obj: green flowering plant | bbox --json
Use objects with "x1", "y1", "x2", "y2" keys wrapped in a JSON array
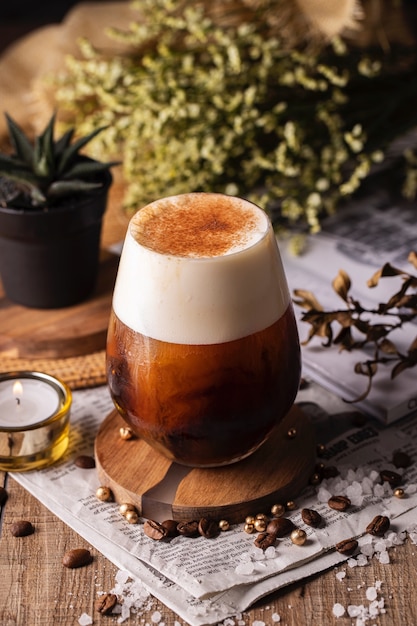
[{"x1": 49, "y1": 0, "x2": 417, "y2": 232}]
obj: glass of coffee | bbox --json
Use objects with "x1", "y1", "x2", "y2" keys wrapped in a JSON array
[{"x1": 106, "y1": 193, "x2": 300, "y2": 467}]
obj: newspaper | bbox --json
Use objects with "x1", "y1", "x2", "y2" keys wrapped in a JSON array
[
  {"x1": 11, "y1": 382, "x2": 417, "y2": 625},
  {"x1": 280, "y1": 195, "x2": 417, "y2": 424}
]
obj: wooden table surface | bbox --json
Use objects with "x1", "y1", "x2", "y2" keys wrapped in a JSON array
[{"x1": 1, "y1": 462, "x2": 417, "y2": 626}]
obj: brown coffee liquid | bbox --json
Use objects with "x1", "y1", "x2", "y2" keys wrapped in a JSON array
[{"x1": 107, "y1": 305, "x2": 301, "y2": 466}]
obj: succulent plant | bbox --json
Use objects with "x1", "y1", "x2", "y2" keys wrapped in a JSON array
[{"x1": 0, "y1": 113, "x2": 118, "y2": 209}]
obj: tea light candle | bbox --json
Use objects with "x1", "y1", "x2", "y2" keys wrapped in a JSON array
[
  {"x1": 0, "y1": 377, "x2": 60, "y2": 428},
  {"x1": 0, "y1": 371, "x2": 72, "y2": 471}
]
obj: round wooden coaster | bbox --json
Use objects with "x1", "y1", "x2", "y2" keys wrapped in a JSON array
[{"x1": 95, "y1": 404, "x2": 316, "y2": 524}]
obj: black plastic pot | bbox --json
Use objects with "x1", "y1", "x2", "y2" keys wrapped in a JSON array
[{"x1": 0, "y1": 171, "x2": 112, "y2": 308}]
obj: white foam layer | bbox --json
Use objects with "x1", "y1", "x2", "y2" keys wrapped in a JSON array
[{"x1": 112, "y1": 194, "x2": 290, "y2": 344}]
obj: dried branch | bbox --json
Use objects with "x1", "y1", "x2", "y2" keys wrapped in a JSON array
[{"x1": 293, "y1": 251, "x2": 417, "y2": 401}]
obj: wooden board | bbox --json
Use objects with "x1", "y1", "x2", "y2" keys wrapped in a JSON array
[
  {"x1": 0, "y1": 251, "x2": 119, "y2": 359},
  {"x1": 95, "y1": 404, "x2": 316, "y2": 523}
]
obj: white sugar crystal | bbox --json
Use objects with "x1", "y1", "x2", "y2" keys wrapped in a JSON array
[
  {"x1": 235, "y1": 561, "x2": 255, "y2": 575},
  {"x1": 317, "y1": 487, "x2": 332, "y2": 502},
  {"x1": 271, "y1": 613, "x2": 281, "y2": 622},
  {"x1": 347, "y1": 481, "x2": 362, "y2": 496},
  {"x1": 375, "y1": 580, "x2": 382, "y2": 589},
  {"x1": 369, "y1": 470, "x2": 379, "y2": 482},
  {"x1": 347, "y1": 604, "x2": 365, "y2": 618},
  {"x1": 360, "y1": 543, "x2": 374, "y2": 557},
  {"x1": 332, "y1": 603, "x2": 345, "y2": 617},
  {"x1": 239, "y1": 551, "x2": 252, "y2": 562},
  {"x1": 115, "y1": 570, "x2": 130, "y2": 584},
  {"x1": 346, "y1": 469, "x2": 357, "y2": 483},
  {"x1": 264, "y1": 546, "x2": 277, "y2": 559},
  {"x1": 350, "y1": 495, "x2": 365, "y2": 507},
  {"x1": 409, "y1": 530, "x2": 417, "y2": 545},
  {"x1": 373, "y1": 484, "x2": 385, "y2": 497},
  {"x1": 369, "y1": 600, "x2": 380, "y2": 616},
  {"x1": 374, "y1": 539, "x2": 388, "y2": 552},
  {"x1": 366, "y1": 586, "x2": 378, "y2": 601},
  {"x1": 356, "y1": 553, "x2": 368, "y2": 567},
  {"x1": 361, "y1": 477, "x2": 373, "y2": 494},
  {"x1": 405, "y1": 483, "x2": 417, "y2": 494},
  {"x1": 336, "y1": 571, "x2": 346, "y2": 581},
  {"x1": 151, "y1": 610, "x2": 162, "y2": 623},
  {"x1": 378, "y1": 550, "x2": 390, "y2": 564},
  {"x1": 355, "y1": 467, "x2": 365, "y2": 481},
  {"x1": 347, "y1": 558, "x2": 358, "y2": 568},
  {"x1": 252, "y1": 621, "x2": 266, "y2": 626},
  {"x1": 78, "y1": 614, "x2": 93, "y2": 626}
]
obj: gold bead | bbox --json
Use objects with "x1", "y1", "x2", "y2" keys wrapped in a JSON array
[
  {"x1": 119, "y1": 427, "x2": 135, "y2": 440},
  {"x1": 219, "y1": 520, "x2": 230, "y2": 531},
  {"x1": 394, "y1": 488, "x2": 405, "y2": 499},
  {"x1": 254, "y1": 518, "x2": 267, "y2": 532},
  {"x1": 291, "y1": 528, "x2": 307, "y2": 546},
  {"x1": 255, "y1": 513, "x2": 269, "y2": 523},
  {"x1": 271, "y1": 503, "x2": 285, "y2": 517},
  {"x1": 125, "y1": 510, "x2": 139, "y2": 524},
  {"x1": 244, "y1": 522, "x2": 255, "y2": 534},
  {"x1": 309, "y1": 473, "x2": 321, "y2": 485},
  {"x1": 316, "y1": 443, "x2": 326, "y2": 456},
  {"x1": 287, "y1": 427, "x2": 297, "y2": 439},
  {"x1": 286, "y1": 500, "x2": 297, "y2": 511},
  {"x1": 96, "y1": 486, "x2": 113, "y2": 502},
  {"x1": 245, "y1": 515, "x2": 255, "y2": 525},
  {"x1": 119, "y1": 503, "x2": 137, "y2": 517}
]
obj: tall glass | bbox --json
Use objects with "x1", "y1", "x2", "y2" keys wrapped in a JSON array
[{"x1": 106, "y1": 193, "x2": 300, "y2": 467}]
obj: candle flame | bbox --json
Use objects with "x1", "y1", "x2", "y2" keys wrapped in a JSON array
[{"x1": 13, "y1": 380, "x2": 23, "y2": 397}]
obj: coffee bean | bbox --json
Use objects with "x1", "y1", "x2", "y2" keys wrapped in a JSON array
[
  {"x1": 74, "y1": 455, "x2": 96, "y2": 469},
  {"x1": 335, "y1": 538, "x2": 358, "y2": 556},
  {"x1": 95, "y1": 593, "x2": 117, "y2": 615},
  {"x1": 143, "y1": 519, "x2": 168, "y2": 540},
  {"x1": 10, "y1": 520, "x2": 34, "y2": 537},
  {"x1": 266, "y1": 517, "x2": 296, "y2": 537},
  {"x1": 328, "y1": 495, "x2": 351, "y2": 512},
  {"x1": 161, "y1": 519, "x2": 179, "y2": 538},
  {"x1": 366, "y1": 515, "x2": 390, "y2": 537},
  {"x1": 0, "y1": 486, "x2": 8, "y2": 506},
  {"x1": 198, "y1": 518, "x2": 220, "y2": 539},
  {"x1": 254, "y1": 532, "x2": 276, "y2": 550},
  {"x1": 322, "y1": 466, "x2": 339, "y2": 479},
  {"x1": 177, "y1": 520, "x2": 200, "y2": 538},
  {"x1": 380, "y1": 469, "x2": 402, "y2": 487},
  {"x1": 301, "y1": 508, "x2": 322, "y2": 528},
  {"x1": 62, "y1": 548, "x2": 93, "y2": 569},
  {"x1": 392, "y1": 450, "x2": 412, "y2": 469}
]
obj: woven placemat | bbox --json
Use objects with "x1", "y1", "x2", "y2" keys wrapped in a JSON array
[{"x1": 1, "y1": 351, "x2": 107, "y2": 390}]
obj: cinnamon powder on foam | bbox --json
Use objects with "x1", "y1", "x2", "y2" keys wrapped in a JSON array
[{"x1": 131, "y1": 197, "x2": 261, "y2": 258}]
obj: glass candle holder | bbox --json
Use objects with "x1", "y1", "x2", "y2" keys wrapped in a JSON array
[{"x1": 0, "y1": 371, "x2": 72, "y2": 471}]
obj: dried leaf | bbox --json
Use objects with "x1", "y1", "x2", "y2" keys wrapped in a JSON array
[
  {"x1": 367, "y1": 263, "x2": 404, "y2": 288},
  {"x1": 293, "y1": 289, "x2": 323, "y2": 311},
  {"x1": 408, "y1": 251, "x2": 417, "y2": 270},
  {"x1": 332, "y1": 269, "x2": 351, "y2": 302},
  {"x1": 379, "y1": 338, "x2": 399, "y2": 355}
]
